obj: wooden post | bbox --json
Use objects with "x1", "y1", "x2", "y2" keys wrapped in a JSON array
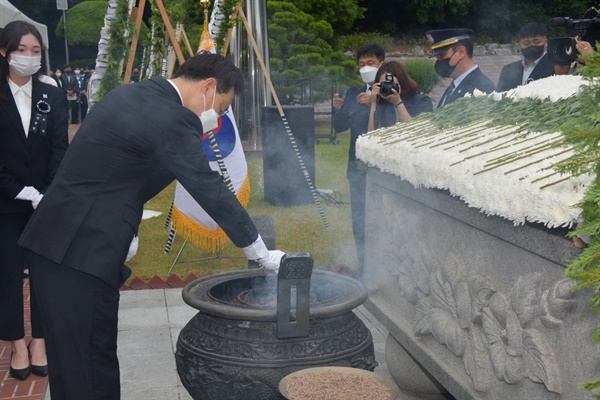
[
  {"x1": 180, "y1": 25, "x2": 194, "y2": 57},
  {"x1": 155, "y1": 0, "x2": 186, "y2": 65},
  {"x1": 123, "y1": 0, "x2": 146, "y2": 84}
]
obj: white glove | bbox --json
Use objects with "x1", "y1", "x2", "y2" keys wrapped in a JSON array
[
  {"x1": 126, "y1": 235, "x2": 139, "y2": 261},
  {"x1": 242, "y1": 234, "x2": 285, "y2": 271},
  {"x1": 15, "y1": 186, "x2": 44, "y2": 209}
]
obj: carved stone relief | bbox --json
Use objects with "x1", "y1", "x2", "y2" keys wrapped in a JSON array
[{"x1": 378, "y1": 193, "x2": 578, "y2": 395}]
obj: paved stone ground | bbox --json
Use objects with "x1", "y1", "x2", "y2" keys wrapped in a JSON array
[{"x1": 40, "y1": 288, "x2": 396, "y2": 400}]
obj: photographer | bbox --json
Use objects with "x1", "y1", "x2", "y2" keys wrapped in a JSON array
[
  {"x1": 368, "y1": 61, "x2": 433, "y2": 132},
  {"x1": 548, "y1": 7, "x2": 600, "y2": 74}
]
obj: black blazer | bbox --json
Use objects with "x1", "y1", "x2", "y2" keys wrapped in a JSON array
[
  {"x1": 496, "y1": 53, "x2": 555, "y2": 92},
  {"x1": 438, "y1": 67, "x2": 496, "y2": 108},
  {"x1": 0, "y1": 79, "x2": 69, "y2": 214},
  {"x1": 19, "y1": 77, "x2": 259, "y2": 288}
]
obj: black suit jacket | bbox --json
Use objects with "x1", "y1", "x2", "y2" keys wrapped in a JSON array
[
  {"x1": 496, "y1": 53, "x2": 555, "y2": 92},
  {"x1": 438, "y1": 67, "x2": 496, "y2": 108},
  {"x1": 0, "y1": 79, "x2": 69, "y2": 214},
  {"x1": 19, "y1": 77, "x2": 258, "y2": 288},
  {"x1": 332, "y1": 85, "x2": 370, "y2": 178}
]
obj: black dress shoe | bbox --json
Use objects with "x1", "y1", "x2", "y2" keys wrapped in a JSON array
[
  {"x1": 28, "y1": 342, "x2": 48, "y2": 377},
  {"x1": 10, "y1": 354, "x2": 30, "y2": 380},
  {"x1": 31, "y1": 364, "x2": 48, "y2": 377}
]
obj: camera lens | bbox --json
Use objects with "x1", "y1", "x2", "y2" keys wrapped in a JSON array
[{"x1": 548, "y1": 37, "x2": 578, "y2": 64}]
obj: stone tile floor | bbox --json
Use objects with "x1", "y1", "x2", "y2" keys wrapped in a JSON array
[{"x1": 0, "y1": 277, "x2": 396, "y2": 400}]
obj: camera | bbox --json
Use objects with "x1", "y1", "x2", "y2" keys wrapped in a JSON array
[
  {"x1": 548, "y1": 7, "x2": 600, "y2": 64},
  {"x1": 379, "y1": 73, "x2": 400, "y2": 96}
]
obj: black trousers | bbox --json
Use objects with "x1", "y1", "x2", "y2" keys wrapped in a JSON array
[
  {"x1": 28, "y1": 252, "x2": 121, "y2": 400},
  {"x1": 348, "y1": 172, "x2": 366, "y2": 278},
  {"x1": 68, "y1": 99, "x2": 80, "y2": 124},
  {"x1": 0, "y1": 211, "x2": 42, "y2": 340}
]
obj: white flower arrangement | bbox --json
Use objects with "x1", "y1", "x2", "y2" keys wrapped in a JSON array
[{"x1": 356, "y1": 75, "x2": 593, "y2": 228}]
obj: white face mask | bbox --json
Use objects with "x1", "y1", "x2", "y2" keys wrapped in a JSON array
[
  {"x1": 199, "y1": 86, "x2": 219, "y2": 133},
  {"x1": 359, "y1": 65, "x2": 378, "y2": 84},
  {"x1": 74, "y1": 69, "x2": 81, "y2": 75},
  {"x1": 9, "y1": 54, "x2": 41, "y2": 77}
]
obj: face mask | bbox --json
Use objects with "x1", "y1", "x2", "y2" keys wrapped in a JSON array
[
  {"x1": 199, "y1": 86, "x2": 219, "y2": 133},
  {"x1": 359, "y1": 65, "x2": 378, "y2": 83},
  {"x1": 434, "y1": 51, "x2": 458, "y2": 78},
  {"x1": 8, "y1": 54, "x2": 41, "y2": 77},
  {"x1": 55, "y1": 72, "x2": 61, "y2": 77},
  {"x1": 74, "y1": 69, "x2": 81, "y2": 75},
  {"x1": 521, "y1": 45, "x2": 545, "y2": 61}
]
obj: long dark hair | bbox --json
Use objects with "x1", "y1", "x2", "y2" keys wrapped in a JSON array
[
  {"x1": 373, "y1": 61, "x2": 419, "y2": 128},
  {"x1": 0, "y1": 21, "x2": 44, "y2": 94},
  {"x1": 374, "y1": 61, "x2": 419, "y2": 99}
]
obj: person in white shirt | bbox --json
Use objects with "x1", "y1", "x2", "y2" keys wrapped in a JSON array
[{"x1": 0, "y1": 20, "x2": 69, "y2": 381}]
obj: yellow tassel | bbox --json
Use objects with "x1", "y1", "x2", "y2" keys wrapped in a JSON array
[{"x1": 172, "y1": 174, "x2": 251, "y2": 253}]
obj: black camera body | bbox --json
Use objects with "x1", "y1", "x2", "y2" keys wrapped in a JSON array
[
  {"x1": 379, "y1": 73, "x2": 400, "y2": 96},
  {"x1": 548, "y1": 7, "x2": 600, "y2": 64}
]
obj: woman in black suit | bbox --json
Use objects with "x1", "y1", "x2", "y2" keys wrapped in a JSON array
[{"x1": 0, "y1": 21, "x2": 68, "y2": 381}]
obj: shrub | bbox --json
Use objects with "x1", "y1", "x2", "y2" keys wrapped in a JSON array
[
  {"x1": 403, "y1": 59, "x2": 440, "y2": 94},
  {"x1": 337, "y1": 32, "x2": 395, "y2": 54}
]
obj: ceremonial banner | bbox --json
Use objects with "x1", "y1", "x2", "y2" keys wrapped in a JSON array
[{"x1": 169, "y1": 0, "x2": 250, "y2": 252}]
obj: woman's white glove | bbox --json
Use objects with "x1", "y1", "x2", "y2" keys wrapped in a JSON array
[
  {"x1": 242, "y1": 234, "x2": 285, "y2": 271},
  {"x1": 126, "y1": 235, "x2": 139, "y2": 261},
  {"x1": 15, "y1": 186, "x2": 43, "y2": 209}
]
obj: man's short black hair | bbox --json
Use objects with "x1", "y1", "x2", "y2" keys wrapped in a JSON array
[
  {"x1": 518, "y1": 22, "x2": 547, "y2": 40},
  {"x1": 356, "y1": 44, "x2": 385, "y2": 63},
  {"x1": 457, "y1": 38, "x2": 474, "y2": 58},
  {"x1": 173, "y1": 52, "x2": 243, "y2": 95}
]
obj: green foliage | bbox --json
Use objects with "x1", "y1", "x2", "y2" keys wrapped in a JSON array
[
  {"x1": 266, "y1": 1, "x2": 359, "y2": 99},
  {"x1": 412, "y1": 0, "x2": 471, "y2": 24},
  {"x1": 337, "y1": 32, "x2": 394, "y2": 54},
  {"x1": 402, "y1": 59, "x2": 440, "y2": 94},
  {"x1": 98, "y1": 0, "x2": 132, "y2": 99},
  {"x1": 542, "y1": 49, "x2": 600, "y2": 396},
  {"x1": 213, "y1": 0, "x2": 238, "y2": 55},
  {"x1": 55, "y1": 1, "x2": 110, "y2": 46},
  {"x1": 284, "y1": 0, "x2": 366, "y2": 33}
]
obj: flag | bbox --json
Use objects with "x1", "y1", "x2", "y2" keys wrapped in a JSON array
[
  {"x1": 167, "y1": 0, "x2": 250, "y2": 253},
  {"x1": 170, "y1": 111, "x2": 251, "y2": 252}
]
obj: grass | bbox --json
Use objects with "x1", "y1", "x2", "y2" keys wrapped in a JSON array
[{"x1": 127, "y1": 118, "x2": 358, "y2": 281}]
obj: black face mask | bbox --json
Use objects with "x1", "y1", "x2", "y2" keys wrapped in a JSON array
[
  {"x1": 434, "y1": 52, "x2": 458, "y2": 78},
  {"x1": 521, "y1": 45, "x2": 545, "y2": 61}
]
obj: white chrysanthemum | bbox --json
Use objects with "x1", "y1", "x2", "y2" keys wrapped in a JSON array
[{"x1": 356, "y1": 75, "x2": 591, "y2": 228}]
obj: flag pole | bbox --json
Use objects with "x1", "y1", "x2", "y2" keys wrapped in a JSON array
[{"x1": 235, "y1": 2, "x2": 329, "y2": 228}]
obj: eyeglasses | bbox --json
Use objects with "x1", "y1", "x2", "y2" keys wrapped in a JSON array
[{"x1": 217, "y1": 92, "x2": 229, "y2": 116}]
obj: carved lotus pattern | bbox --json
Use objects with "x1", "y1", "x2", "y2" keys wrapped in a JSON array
[{"x1": 379, "y1": 209, "x2": 575, "y2": 395}]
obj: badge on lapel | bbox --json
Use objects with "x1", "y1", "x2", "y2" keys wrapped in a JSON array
[{"x1": 33, "y1": 95, "x2": 51, "y2": 137}]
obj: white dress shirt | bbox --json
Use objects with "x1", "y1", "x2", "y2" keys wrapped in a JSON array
[{"x1": 8, "y1": 77, "x2": 33, "y2": 137}]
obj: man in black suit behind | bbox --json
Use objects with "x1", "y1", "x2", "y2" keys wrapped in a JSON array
[
  {"x1": 426, "y1": 28, "x2": 496, "y2": 108},
  {"x1": 19, "y1": 53, "x2": 284, "y2": 399},
  {"x1": 496, "y1": 22, "x2": 555, "y2": 92}
]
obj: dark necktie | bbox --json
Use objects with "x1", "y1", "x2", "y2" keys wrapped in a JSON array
[{"x1": 440, "y1": 82, "x2": 456, "y2": 106}]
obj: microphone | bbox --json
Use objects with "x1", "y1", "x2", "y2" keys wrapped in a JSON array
[{"x1": 549, "y1": 17, "x2": 567, "y2": 27}]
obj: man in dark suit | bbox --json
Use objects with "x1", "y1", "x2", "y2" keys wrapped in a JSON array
[
  {"x1": 496, "y1": 22, "x2": 555, "y2": 92},
  {"x1": 332, "y1": 44, "x2": 385, "y2": 278},
  {"x1": 19, "y1": 53, "x2": 284, "y2": 399},
  {"x1": 426, "y1": 29, "x2": 496, "y2": 107},
  {"x1": 59, "y1": 65, "x2": 80, "y2": 123}
]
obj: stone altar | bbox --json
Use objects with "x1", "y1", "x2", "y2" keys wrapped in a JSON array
[{"x1": 363, "y1": 167, "x2": 600, "y2": 400}]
